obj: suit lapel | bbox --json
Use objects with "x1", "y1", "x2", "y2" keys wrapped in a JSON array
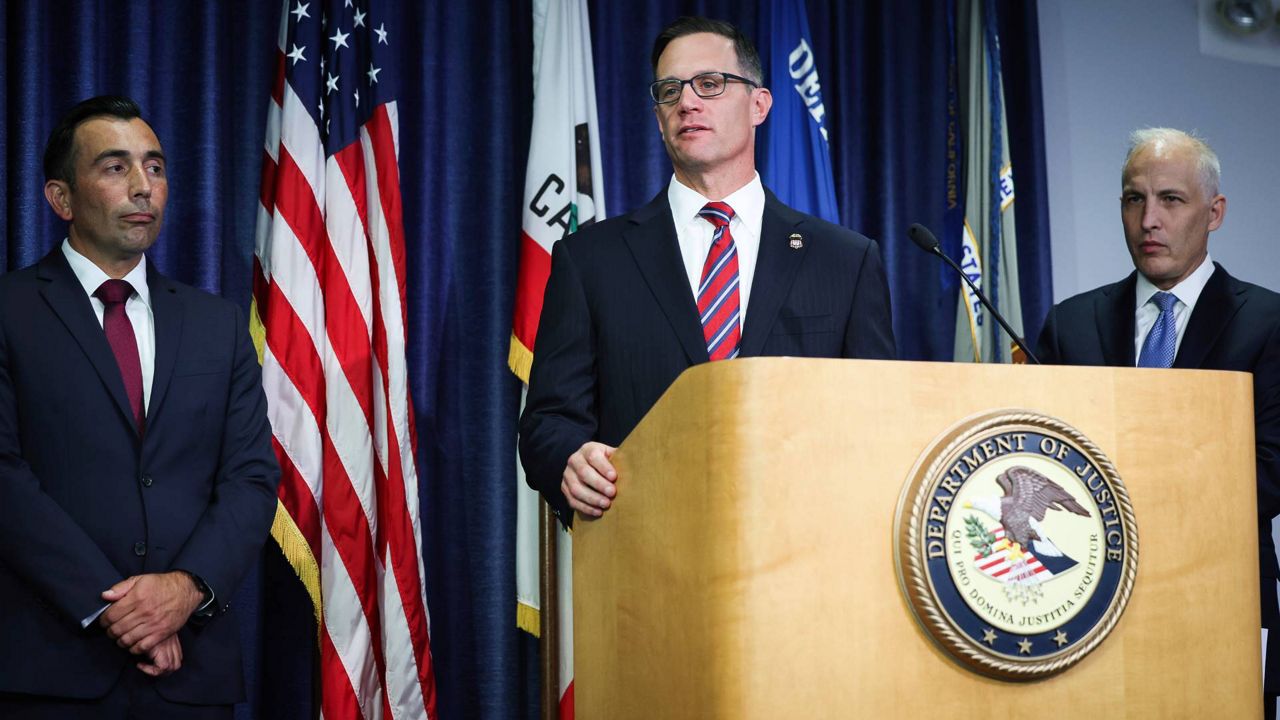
[
  {"x1": 740, "y1": 191, "x2": 807, "y2": 357},
  {"x1": 35, "y1": 249, "x2": 139, "y2": 435},
  {"x1": 1174, "y1": 263, "x2": 1241, "y2": 369},
  {"x1": 623, "y1": 192, "x2": 709, "y2": 364},
  {"x1": 1096, "y1": 273, "x2": 1137, "y2": 366},
  {"x1": 146, "y1": 264, "x2": 183, "y2": 425}
]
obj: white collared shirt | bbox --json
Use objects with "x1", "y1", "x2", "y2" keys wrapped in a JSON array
[
  {"x1": 61, "y1": 239, "x2": 156, "y2": 410},
  {"x1": 1133, "y1": 253, "x2": 1215, "y2": 365},
  {"x1": 667, "y1": 173, "x2": 765, "y2": 325}
]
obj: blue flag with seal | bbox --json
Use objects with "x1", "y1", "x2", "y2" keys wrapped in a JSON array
[{"x1": 759, "y1": 0, "x2": 840, "y2": 224}]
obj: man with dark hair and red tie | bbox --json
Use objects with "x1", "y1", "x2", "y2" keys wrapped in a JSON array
[
  {"x1": 520, "y1": 17, "x2": 896, "y2": 526},
  {"x1": 0, "y1": 95, "x2": 278, "y2": 718},
  {"x1": 1035, "y1": 127, "x2": 1280, "y2": 718}
]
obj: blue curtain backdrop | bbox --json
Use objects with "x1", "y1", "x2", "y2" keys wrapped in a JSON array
[{"x1": 0, "y1": 1, "x2": 1048, "y2": 718}]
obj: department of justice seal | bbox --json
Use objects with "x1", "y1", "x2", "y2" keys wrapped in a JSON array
[{"x1": 894, "y1": 410, "x2": 1138, "y2": 680}]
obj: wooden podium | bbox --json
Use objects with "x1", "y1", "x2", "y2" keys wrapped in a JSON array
[{"x1": 572, "y1": 358, "x2": 1261, "y2": 718}]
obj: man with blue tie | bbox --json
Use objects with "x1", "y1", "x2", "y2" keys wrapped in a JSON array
[
  {"x1": 1035, "y1": 127, "x2": 1280, "y2": 717},
  {"x1": 519, "y1": 17, "x2": 896, "y2": 525},
  {"x1": 0, "y1": 95, "x2": 279, "y2": 718}
]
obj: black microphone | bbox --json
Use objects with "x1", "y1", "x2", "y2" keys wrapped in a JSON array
[{"x1": 907, "y1": 223, "x2": 1040, "y2": 365}]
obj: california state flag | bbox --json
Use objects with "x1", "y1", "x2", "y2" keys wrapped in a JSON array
[{"x1": 511, "y1": 0, "x2": 605, "y2": 717}]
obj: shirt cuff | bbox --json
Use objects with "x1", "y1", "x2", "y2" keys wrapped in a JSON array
[{"x1": 81, "y1": 603, "x2": 109, "y2": 629}]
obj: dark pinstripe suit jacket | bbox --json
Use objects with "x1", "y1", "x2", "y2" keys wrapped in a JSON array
[
  {"x1": 519, "y1": 188, "x2": 897, "y2": 524},
  {"x1": 1036, "y1": 264, "x2": 1280, "y2": 688}
]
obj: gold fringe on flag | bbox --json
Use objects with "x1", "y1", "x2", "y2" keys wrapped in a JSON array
[
  {"x1": 508, "y1": 333, "x2": 534, "y2": 384},
  {"x1": 517, "y1": 601, "x2": 541, "y2": 638},
  {"x1": 249, "y1": 297, "x2": 268, "y2": 366},
  {"x1": 271, "y1": 502, "x2": 323, "y2": 632},
  {"x1": 251, "y1": 297, "x2": 323, "y2": 636}
]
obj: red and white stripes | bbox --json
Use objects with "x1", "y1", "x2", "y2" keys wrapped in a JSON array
[{"x1": 252, "y1": 7, "x2": 436, "y2": 717}]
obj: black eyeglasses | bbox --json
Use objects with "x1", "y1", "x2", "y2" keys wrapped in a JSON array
[{"x1": 649, "y1": 72, "x2": 759, "y2": 105}]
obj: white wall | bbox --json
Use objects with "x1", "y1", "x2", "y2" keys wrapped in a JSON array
[{"x1": 1037, "y1": 0, "x2": 1280, "y2": 301}]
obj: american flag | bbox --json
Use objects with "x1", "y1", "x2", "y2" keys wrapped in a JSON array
[{"x1": 253, "y1": 1, "x2": 436, "y2": 718}]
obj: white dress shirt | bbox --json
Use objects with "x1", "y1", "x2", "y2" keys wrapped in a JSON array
[
  {"x1": 667, "y1": 173, "x2": 765, "y2": 324},
  {"x1": 61, "y1": 239, "x2": 156, "y2": 410},
  {"x1": 1133, "y1": 253, "x2": 1216, "y2": 365},
  {"x1": 63, "y1": 239, "x2": 161, "y2": 627}
]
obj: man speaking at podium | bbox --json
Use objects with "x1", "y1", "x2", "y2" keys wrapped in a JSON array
[
  {"x1": 520, "y1": 16, "x2": 896, "y2": 527},
  {"x1": 1035, "y1": 127, "x2": 1280, "y2": 717}
]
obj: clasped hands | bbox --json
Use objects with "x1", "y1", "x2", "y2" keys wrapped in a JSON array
[{"x1": 97, "y1": 571, "x2": 204, "y2": 677}]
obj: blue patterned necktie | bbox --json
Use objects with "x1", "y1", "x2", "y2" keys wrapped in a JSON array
[{"x1": 1137, "y1": 291, "x2": 1179, "y2": 368}]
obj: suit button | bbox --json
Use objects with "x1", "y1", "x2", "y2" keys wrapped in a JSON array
[
  {"x1": 133, "y1": 542, "x2": 147, "y2": 557},
  {"x1": 141, "y1": 475, "x2": 153, "y2": 488}
]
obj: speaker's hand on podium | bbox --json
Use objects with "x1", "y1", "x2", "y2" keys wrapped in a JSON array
[{"x1": 562, "y1": 441, "x2": 618, "y2": 519}]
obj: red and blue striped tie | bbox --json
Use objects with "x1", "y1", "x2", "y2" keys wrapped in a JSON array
[{"x1": 697, "y1": 202, "x2": 741, "y2": 361}]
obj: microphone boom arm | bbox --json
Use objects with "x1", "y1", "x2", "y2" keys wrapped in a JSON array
[{"x1": 907, "y1": 222, "x2": 1040, "y2": 365}]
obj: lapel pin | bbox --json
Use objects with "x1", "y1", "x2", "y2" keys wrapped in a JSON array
[{"x1": 788, "y1": 233, "x2": 804, "y2": 250}]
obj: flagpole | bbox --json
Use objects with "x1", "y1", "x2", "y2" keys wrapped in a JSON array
[
  {"x1": 516, "y1": 4, "x2": 604, "y2": 716},
  {"x1": 540, "y1": 503, "x2": 560, "y2": 720}
]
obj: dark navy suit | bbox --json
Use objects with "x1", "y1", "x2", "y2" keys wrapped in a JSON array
[
  {"x1": 0, "y1": 248, "x2": 279, "y2": 704},
  {"x1": 1036, "y1": 263, "x2": 1280, "y2": 692},
  {"x1": 519, "y1": 189, "x2": 896, "y2": 523}
]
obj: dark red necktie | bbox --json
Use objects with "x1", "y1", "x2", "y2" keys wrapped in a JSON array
[{"x1": 94, "y1": 279, "x2": 145, "y2": 431}]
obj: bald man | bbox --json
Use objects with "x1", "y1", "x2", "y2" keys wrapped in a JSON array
[{"x1": 1036, "y1": 127, "x2": 1280, "y2": 716}]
